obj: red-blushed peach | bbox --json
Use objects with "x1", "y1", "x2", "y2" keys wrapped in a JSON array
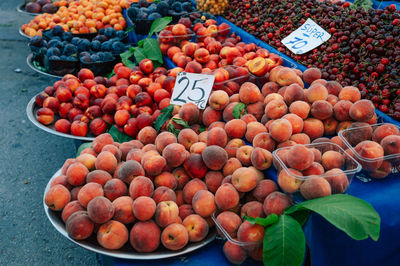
[
  {"x1": 263, "y1": 191, "x2": 292, "y2": 216},
  {"x1": 198, "y1": 131, "x2": 208, "y2": 143},
  {"x1": 66, "y1": 162, "x2": 89, "y2": 186},
  {"x1": 45, "y1": 184, "x2": 71, "y2": 211},
  {"x1": 231, "y1": 167, "x2": 258, "y2": 192},
  {"x1": 86, "y1": 170, "x2": 112, "y2": 187},
  {"x1": 325, "y1": 168, "x2": 349, "y2": 193},
  {"x1": 154, "y1": 172, "x2": 178, "y2": 190},
  {"x1": 325, "y1": 81, "x2": 342, "y2": 96},
  {"x1": 277, "y1": 168, "x2": 303, "y2": 193},
  {"x1": 306, "y1": 83, "x2": 328, "y2": 103},
  {"x1": 97, "y1": 220, "x2": 129, "y2": 250},
  {"x1": 336, "y1": 121, "x2": 353, "y2": 135},
  {"x1": 216, "y1": 211, "x2": 242, "y2": 238},
  {"x1": 104, "y1": 179, "x2": 128, "y2": 201},
  {"x1": 118, "y1": 160, "x2": 145, "y2": 184},
  {"x1": 222, "y1": 102, "x2": 238, "y2": 122},
  {"x1": 66, "y1": 211, "x2": 94, "y2": 240},
  {"x1": 286, "y1": 144, "x2": 315, "y2": 171},
  {"x1": 130, "y1": 220, "x2": 160, "y2": 252},
  {"x1": 381, "y1": 135, "x2": 400, "y2": 155},
  {"x1": 202, "y1": 107, "x2": 222, "y2": 127},
  {"x1": 308, "y1": 148, "x2": 322, "y2": 164},
  {"x1": 155, "y1": 132, "x2": 177, "y2": 153},
  {"x1": 202, "y1": 145, "x2": 228, "y2": 171},
  {"x1": 142, "y1": 144, "x2": 157, "y2": 153},
  {"x1": 265, "y1": 99, "x2": 288, "y2": 120},
  {"x1": 321, "y1": 151, "x2": 345, "y2": 170},
  {"x1": 126, "y1": 148, "x2": 144, "y2": 164},
  {"x1": 112, "y1": 196, "x2": 135, "y2": 224},
  {"x1": 206, "y1": 127, "x2": 228, "y2": 147},
  {"x1": 222, "y1": 158, "x2": 242, "y2": 177},
  {"x1": 261, "y1": 81, "x2": 279, "y2": 96},
  {"x1": 50, "y1": 175, "x2": 72, "y2": 190},
  {"x1": 289, "y1": 100, "x2": 310, "y2": 120},
  {"x1": 369, "y1": 160, "x2": 392, "y2": 179},
  {"x1": 119, "y1": 142, "x2": 140, "y2": 161},
  {"x1": 252, "y1": 179, "x2": 278, "y2": 202},
  {"x1": 282, "y1": 113, "x2": 304, "y2": 134},
  {"x1": 239, "y1": 82, "x2": 261, "y2": 104},
  {"x1": 355, "y1": 140, "x2": 384, "y2": 171},
  {"x1": 62, "y1": 200, "x2": 85, "y2": 223},
  {"x1": 76, "y1": 153, "x2": 96, "y2": 171},
  {"x1": 303, "y1": 118, "x2": 324, "y2": 140},
  {"x1": 92, "y1": 133, "x2": 114, "y2": 154},
  {"x1": 101, "y1": 144, "x2": 122, "y2": 162},
  {"x1": 182, "y1": 179, "x2": 207, "y2": 204},
  {"x1": 189, "y1": 142, "x2": 207, "y2": 154},
  {"x1": 201, "y1": 171, "x2": 222, "y2": 195},
  {"x1": 225, "y1": 119, "x2": 247, "y2": 139},
  {"x1": 276, "y1": 68, "x2": 298, "y2": 86},
  {"x1": 95, "y1": 151, "x2": 117, "y2": 175},
  {"x1": 142, "y1": 154, "x2": 167, "y2": 177},
  {"x1": 372, "y1": 124, "x2": 400, "y2": 143},
  {"x1": 236, "y1": 145, "x2": 254, "y2": 166},
  {"x1": 174, "y1": 190, "x2": 184, "y2": 206},
  {"x1": 290, "y1": 133, "x2": 311, "y2": 145},
  {"x1": 192, "y1": 190, "x2": 216, "y2": 218},
  {"x1": 276, "y1": 140, "x2": 296, "y2": 148},
  {"x1": 326, "y1": 95, "x2": 339, "y2": 107},
  {"x1": 182, "y1": 214, "x2": 209, "y2": 242},
  {"x1": 250, "y1": 147, "x2": 273, "y2": 170},
  {"x1": 268, "y1": 118, "x2": 293, "y2": 143},
  {"x1": 77, "y1": 182, "x2": 104, "y2": 208},
  {"x1": 311, "y1": 100, "x2": 333, "y2": 120},
  {"x1": 179, "y1": 103, "x2": 200, "y2": 125},
  {"x1": 179, "y1": 204, "x2": 195, "y2": 220},
  {"x1": 252, "y1": 132, "x2": 276, "y2": 152},
  {"x1": 183, "y1": 153, "x2": 208, "y2": 179},
  {"x1": 237, "y1": 221, "x2": 265, "y2": 250},
  {"x1": 87, "y1": 196, "x2": 114, "y2": 224},
  {"x1": 155, "y1": 201, "x2": 179, "y2": 228},
  {"x1": 161, "y1": 143, "x2": 186, "y2": 168},
  {"x1": 133, "y1": 196, "x2": 156, "y2": 221},
  {"x1": 215, "y1": 183, "x2": 240, "y2": 210},
  {"x1": 153, "y1": 186, "x2": 177, "y2": 204},
  {"x1": 284, "y1": 83, "x2": 305, "y2": 104},
  {"x1": 161, "y1": 223, "x2": 189, "y2": 250},
  {"x1": 137, "y1": 126, "x2": 157, "y2": 145},
  {"x1": 349, "y1": 100, "x2": 375, "y2": 122},
  {"x1": 303, "y1": 162, "x2": 325, "y2": 176},
  {"x1": 338, "y1": 86, "x2": 361, "y2": 103},
  {"x1": 241, "y1": 201, "x2": 265, "y2": 218},
  {"x1": 208, "y1": 90, "x2": 229, "y2": 110},
  {"x1": 247, "y1": 101, "x2": 264, "y2": 121},
  {"x1": 223, "y1": 240, "x2": 248, "y2": 265},
  {"x1": 331, "y1": 136, "x2": 346, "y2": 149},
  {"x1": 225, "y1": 138, "x2": 245, "y2": 158},
  {"x1": 264, "y1": 93, "x2": 283, "y2": 106},
  {"x1": 333, "y1": 100, "x2": 352, "y2": 121},
  {"x1": 178, "y1": 128, "x2": 198, "y2": 150},
  {"x1": 303, "y1": 68, "x2": 322, "y2": 84},
  {"x1": 129, "y1": 176, "x2": 154, "y2": 200},
  {"x1": 300, "y1": 176, "x2": 332, "y2": 200},
  {"x1": 172, "y1": 168, "x2": 190, "y2": 190},
  {"x1": 323, "y1": 117, "x2": 339, "y2": 136},
  {"x1": 245, "y1": 122, "x2": 267, "y2": 143}
]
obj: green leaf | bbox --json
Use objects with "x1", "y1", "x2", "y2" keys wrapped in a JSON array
[
  {"x1": 154, "y1": 104, "x2": 174, "y2": 132},
  {"x1": 199, "y1": 125, "x2": 206, "y2": 133},
  {"x1": 107, "y1": 125, "x2": 133, "y2": 143},
  {"x1": 148, "y1": 16, "x2": 172, "y2": 37},
  {"x1": 125, "y1": 26, "x2": 135, "y2": 33},
  {"x1": 285, "y1": 194, "x2": 380, "y2": 241},
  {"x1": 138, "y1": 39, "x2": 144, "y2": 48},
  {"x1": 76, "y1": 142, "x2": 92, "y2": 157},
  {"x1": 245, "y1": 214, "x2": 279, "y2": 227},
  {"x1": 134, "y1": 47, "x2": 147, "y2": 64},
  {"x1": 232, "y1": 102, "x2": 247, "y2": 119},
  {"x1": 120, "y1": 47, "x2": 136, "y2": 68},
  {"x1": 167, "y1": 123, "x2": 180, "y2": 137},
  {"x1": 288, "y1": 210, "x2": 310, "y2": 227},
  {"x1": 106, "y1": 69, "x2": 115, "y2": 79},
  {"x1": 264, "y1": 214, "x2": 306, "y2": 266},
  {"x1": 143, "y1": 38, "x2": 163, "y2": 64},
  {"x1": 171, "y1": 117, "x2": 190, "y2": 128}
]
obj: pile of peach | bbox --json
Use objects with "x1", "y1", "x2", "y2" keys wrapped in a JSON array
[
  {"x1": 22, "y1": 0, "x2": 126, "y2": 37},
  {"x1": 340, "y1": 123, "x2": 400, "y2": 178},
  {"x1": 35, "y1": 59, "x2": 181, "y2": 137},
  {"x1": 44, "y1": 126, "x2": 288, "y2": 262}
]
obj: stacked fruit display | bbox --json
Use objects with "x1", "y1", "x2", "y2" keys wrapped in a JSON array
[
  {"x1": 34, "y1": 58, "x2": 180, "y2": 137},
  {"x1": 195, "y1": 0, "x2": 229, "y2": 15},
  {"x1": 225, "y1": 0, "x2": 400, "y2": 119},
  {"x1": 24, "y1": 0, "x2": 59, "y2": 14},
  {"x1": 21, "y1": 0, "x2": 126, "y2": 37}
]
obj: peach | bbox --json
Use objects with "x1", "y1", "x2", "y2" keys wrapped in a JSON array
[
  {"x1": 303, "y1": 118, "x2": 324, "y2": 140},
  {"x1": 202, "y1": 145, "x2": 228, "y2": 170},
  {"x1": 155, "y1": 132, "x2": 177, "y2": 153},
  {"x1": 225, "y1": 119, "x2": 247, "y2": 139},
  {"x1": 183, "y1": 214, "x2": 209, "y2": 242},
  {"x1": 252, "y1": 179, "x2": 278, "y2": 202},
  {"x1": 208, "y1": 90, "x2": 229, "y2": 110},
  {"x1": 321, "y1": 150, "x2": 344, "y2": 170},
  {"x1": 290, "y1": 133, "x2": 311, "y2": 145},
  {"x1": 153, "y1": 186, "x2": 177, "y2": 204},
  {"x1": 62, "y1": 200, "x2": 85, "y2": 223},
  {"x1": 202, "y1": 107, "x2": 222, "y2": 127},
  {"x1": 155, "y1": 172, "x2": 178, "y2": 190},
  {"x1": 241, "y1": 201, "x2": 265, "y2": 218},
  {"x1": 284, "y1": 83, "x2": 305, "y2": 104},
  {"x1": 303, "y1": 68, "x2": 322, "y2": 84},
  {"x1": 45, "y1": 184, "x2": 71, "y2": 211},
  {"x1": 245, "y1": 122, "x2": 267, "y2": 143},
  {"x1": 277, "y1": 168, "x2": 303, "y2": 193},
  {"x1": 142, "y1": 144, "x2": 157, "y2": 153},
  {"x1": 322, "y1": 117, "x2": 339, "y2": 136},
  {"x1": 262, "y1": 81, "x2": 279, "y2": 96},
  {"x1": 282, "y1": 114, "x2": 304, "y2": 134},
  {"x1": 333, "y1": 100, "x2": 353, "y2": 121},
  {"x1": 225, "y1": 138, "x2": 245, "y2": 158},
  {"x1": 223, "y1": 241, "x2": 248, "y2": 265},
  {"x1": 265, "y1": 99, "x2": 288, "y2": 119},
  {"x1": 336, "y1": 121, "x2": 353, "y2": 134},
  {"x1": 127, "y1": 176, "x2": 154, "y2": 200},
  {"x1": 136, "y1": 126, "x2": 157, "y2": 145},
  {"x1": 215, "y1": 183, "x2": 240, "y2": 210},
  {"x1": 372, "y1": 124, "x2": 400, "y2": 143},
  {"x1": 222, "y1": 158, "x2": 242, "y2": 177},
  {"x1": 66, "y1": 211, "x2": 94, "y2": 240},
  {"x1": 306, "y1": 83, "x2": 328, "y2": 103},
  {"x1": 286, "y1": 144, "x2": 314, "y2": 170},
  {"x1": 101, "y1": 144, "x2": 122, "y2": 162},
  {"x1": 247, "y1": 102, "x2": 264, "y2": 121},
  {"x1": 264, "y1": 93, "x2": 284, "y2": 105},
  {"x1": 327, "y1": 95, "x2": 339, "y2": 107},
  {"x1": 179, "y1": 204, "x2": 195, "y2": 221},
  {"x1": 216, "y1": 211, "x2": 242, "y2": 238},
  {"x1": 66, "y1": 162, "x2": 89, "y2": 186},
  {"x1": 206, "y1": 127, "x2": 228, "y2": 148},
  {"x1": 289, "y1": 101, "x2": 310, "y2": 120},
  {"x1": 300, "y1": 176, "x2": 332, "y2": 200},
  {"x1": 338, "y1": 86, "x2": 361, "y2": 103},
  {"x1": 183, "y1": 153, "x2": 208, "y2": 179},
  {"x1": 236, "y1": 145, "x2": 254, "y2": 166},
  {"x1": 117, "y1": 160, "x2": 145, "y2": 184},
  {"x1": 237, "y1": 221, "x2": 265, "y2": 249},
  {"x1": 172, "y1": 168, "x2": 190, "y2": 189},
  {"x1": 178, "y1": 128, "x2": 198, "y2": 150},
  {"x1": 369, "y1": 160, "x2": 392, "y2": 179},
  {"x1": 142, "y1": 154, "x2": 167, "y2": 177},
  {"x1": 179, "y1": 103, "x2": 200, "y2": 125},
  {"x1": 276, "y1": 68, "x2": 298, "y2": 86},
  {"x1": 50, "y1": 175, "x2": 71, "y2": 190},
  {"x1": 97, "y1": 220, "x2": 129, "y2": 250},
  {"x1": 204, "y1": 171, "x2": 224, "y2": 193},
  {"x1": 77, "y1": 182, "x2": 104, "y2": 208},
  {"x1": 252, "y1": 133, "x2": 276, "y2": 152},
  {"x1": 325, "y1": 81, "x2": 342, "y2": 96},
  {"x1": 182, "y1": 179, "x2": 207, "y2": 204},
  {"x1": 185, "y1": 60, "x2": 202, "y2": 73},
  {"x1": 126, "y1": 149, "x2": 144, "y2": 164},
  {"x1": 112, "y1": 196, "x2": 135, "y2": 224},
  {"x1": 241, "y1": 114, "x2": 258, "y2": 124},
  {"x1": 161, "y1": 223, "x2": 189, "y2": 250},
  {"x1": 87, "y1": 196, "x2": 114, "y2": 224},
  {"x1": 222, "y1": 102, "x2": 238, "y2": 122},
  {"x1": 239, "y1": 82, "x2": 261, "y2": 104},
  {"x1": 308, "y1": 148, "x2": 322, "y2": 164},
  {"x1": 208, "y1": 121, "x2": 226, "y2": 130},
  {"x1": 268, "y1": 118, "x2": 293, "y2": 143},
  {"x1": 161, "y1": 143, "x2": 186, "y2": 168},
  {"x1": 85, "y1": 170, "x2": 112, "y2": 187},
  {"x1": 349, "y1": 100, "x2": 375, "y2": 122},
  {"x1": 311, "y1": 100, "x2": 333, "y2": 120},
  {"x1": 119, "y1": 142, "x2": 140, "y2": 161},
  {"x1": 251, "y1": 147, "x2": 273, "y2": 170},
  {"x1": 381, "y1": 135, "x2": 400, "y2": 155},
  {"x1": 231, "y1": 167, "x2": 258, "y2": 192},
  {"x1": 325, "y1": 168, "x2": 349, "y2": 193},
  {"x1": 76, "y1": 153, "x2": 96, "y2": 171},
  {"x1": 92, "y1": 133, "x2": 114, "y2": 154},
  {"x1": 263, "y1": 191, "x2": 292, "y2": 216},
  {"x1": 355, "y1": 140, "x2": 384, "y2": 171},
  {"x1": 303, "y1": 162, "x2": 325, "y2": 176},
  {"x1": 130, "y1": 220, "x2": 160, "y2": 253},
  {"x1": 192, "y1": 190, "x2": 216, "y2": 217},
  {"x1": 331, "y1": 136, "x2": 347, "y2": 149},
  {"x1": 155, "y1": 201, "x2": 179, "y2": 228},
  {"x1": 248, "y1": 57, "x2": 269, "y2": 76},
  {"x1": 132, "y1": 196, "x2": 156, "y2": 221},
  {"x1": 103, "y1": 179, "x2": 128, "y2": 202},
  {"x1": 194, "y1": 48, "x2": 210, "y2": 64},
  {"x1": 95, "y1": 151, "x2": 117, "y2": 175}
]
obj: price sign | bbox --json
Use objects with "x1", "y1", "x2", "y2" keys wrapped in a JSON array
[
  {"x1": 170, "y1": 72, "x2": 215, "y2": 109},
  {"x1": 282, "y1": 18, "x2": 331, "y2": 54}
]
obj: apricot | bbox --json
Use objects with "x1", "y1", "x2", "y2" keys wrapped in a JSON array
[
  {"x1": 66, "y1": 211, "x2": 94, "y2": 240},
  {"x1": 87, "y1": 196, "x2": 114, "y2": 224},
  {"x1": 130, "y1": 220, "x2": 160, "y2": 253},
  {"x1": 300, "y1": 176, "x2": 332, "y2": 200}
]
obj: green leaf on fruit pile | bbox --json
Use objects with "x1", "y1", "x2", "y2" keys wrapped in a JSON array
[
  {"x1": 134, "y1": 47, "x2": 147, "y2": 65},
  {"x1": 167, "y1": 123, "x2": 180, "y2": 137},
  {"x1": 284, "y1": 194, "x2": 380, "y2": 241},
  {"x1": 138, "y1": 39, "x2": 145, "y2": 48},
  {"x1": 76, "y1": 142, "x2": 92, "y2": 157},
  {"x1": 154, "y1": 104, "x2": 174, "y2": 132},
  {"x1": 108, "y1": 125, "x2": 133, "y2": 143},
  {"x1": 232, "y1": 103, "x2": 247, "y2": 119},
  {"x1": 148, "y1": 16, "x2": 172, "y2": 37},
  {"x1": 143, "y1": 38, "x2": 163, "y2": 64},
  {"x1": 106, "y1": 69, "x2": 115, "y2": 79},
  {"x1": 199, "y1": 125, "x2": 206, "y2": 133},
  {"x1": 125, "y1": 26, "x2": 135, "y2": 33},
  {"x1": 171, "y1": 118, "x2": 190, "y2": 128},
  {"x1": 264, "y1": 214, "x2": 305, "y2": 266},
  {"x1": 245, "y1": 214, "x2": 279, "y2": 227},
  {"x1": 120, "y1": 47, "x2": 136, "y2": 69}
]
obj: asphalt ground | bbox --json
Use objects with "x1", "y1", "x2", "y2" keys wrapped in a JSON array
[{"x1": 0, "y1": 1, "x2": 98, "y2": 265}]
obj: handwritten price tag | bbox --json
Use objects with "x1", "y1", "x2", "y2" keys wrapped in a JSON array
[
  {"x1": 282, "y1": 18, "x2": 331, "y2": 55},
  {"x1": 170, "y1": 72, "x2": 215, "y2": 109}
]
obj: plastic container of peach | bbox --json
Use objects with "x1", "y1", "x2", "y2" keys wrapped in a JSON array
[
  {"x1": 272, "y1": 142, "x2": 362, "y2": 202},
  {"x1": 157, "y1": 26, "x2": 196, "y2": 47},
  {"x1": 338, "y1": 123, "x2": 400, "y2": 179},
  {"x1": 211, "y1": 211, "x2": 262, "y2": 251}
]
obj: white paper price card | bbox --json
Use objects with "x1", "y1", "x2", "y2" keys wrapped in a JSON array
[
  {"x1": 170, "y1": 72, "x2": 215, "y2": 109},
  {"x1": 282, "y1": 18, "x2": 331, "y2": 55}
]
